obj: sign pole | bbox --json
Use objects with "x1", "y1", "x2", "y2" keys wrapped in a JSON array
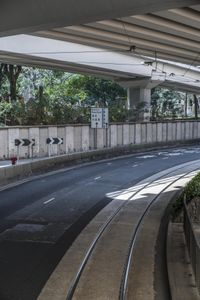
[
  {"x1": 48, "y1": 144, "x2": 51, "y2": 157},
  {"x1": 17, "y1": 146, "x2": 20, "y2": 162},
  {"x1": 95, "y1": 122, "x2": 98, "y2": 149},
  {"x1": 105, "y1": 123, "x2": 108, "y2": 148},
  {"x1": 31, "y1": 145, "x2": 34, "y2": 160},
  {"x1": 58, "y1": 144, "x2": 61, "y2": 155}
]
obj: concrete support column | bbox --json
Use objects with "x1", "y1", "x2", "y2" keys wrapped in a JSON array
[{"x1": 127, "y1": 87, "x2": 151, "y2": 121}]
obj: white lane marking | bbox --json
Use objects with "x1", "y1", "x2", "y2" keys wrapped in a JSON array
[
  {"x1": 94, "y1": 176, "x2": 101, "y2": 180},
  {"x1": 158, "y1": 152, "x2": 169, "y2": 155},
  {"x1": 136, "y1": 155, "x2": 156, "y2": 159},
  {"x1": 166, "y1": 153, "x2": 183, "y2": 156},
  {"x1": 132, "y1": 164, "x2": 138, "y2": 168},
  {"x1": 44, "y1": 197, "x2": 55, "y2": 205}
]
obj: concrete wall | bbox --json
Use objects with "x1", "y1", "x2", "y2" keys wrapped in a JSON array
[{"x1": 0, "y1": 121, "x2": 200, "y2": 159}]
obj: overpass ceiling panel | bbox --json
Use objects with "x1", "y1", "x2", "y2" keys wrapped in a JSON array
[
  {"x1": 35, "y1": 4, "x2": 200, "y2": 67},
  {"x1": 36, "y1": 30, "x2": 129, "y2": 53},
  {"x1": 87, "y1": 20, "x2": 200, "y2": 52},
  {"x1": 0, "y1": 3, "x2": 199, "y2": 72},
  {"x1": 120, "y1": 15, "x2": 200, "y2": 42},
  {"x1": 191, "y1": 5, "x2": 200, "y2": 12},
  {"x1": 37, "y1": 30, "x2": 199, "y2": 66},
  {"x1": 0, "y1": 0, "x2": 199, "y2": 36},
  {"x1": 154, "y1": 8, "x2": 200, "y2": 29},
  {"x1": 48, "y1": 24, "x2": 200, "y2": 65}
]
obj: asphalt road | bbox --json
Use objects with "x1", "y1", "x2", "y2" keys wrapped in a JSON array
[{"x1": 0, "y1": 146, "x2": 200, "y2": 300}]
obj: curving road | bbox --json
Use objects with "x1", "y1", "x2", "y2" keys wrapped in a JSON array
[{"x1": 0, "y1": 145, "x2": 200, "y2": 300}]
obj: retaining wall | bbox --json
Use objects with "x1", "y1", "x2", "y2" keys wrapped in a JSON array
[{"x1": 0, "y1": 120, "x2": 200, "y2": 159}]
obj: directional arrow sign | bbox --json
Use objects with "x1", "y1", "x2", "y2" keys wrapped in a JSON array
[
  {"x1": 15, "y1": 139, "x2": 35, "y2": 146},
  {"x1": 46, "y1": 137, "x2": 63, "y2": 145}
]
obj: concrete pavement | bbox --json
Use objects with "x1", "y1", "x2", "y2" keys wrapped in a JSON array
[{"x1": 0, "y1": 159, "x2": 34, "y2": 168}]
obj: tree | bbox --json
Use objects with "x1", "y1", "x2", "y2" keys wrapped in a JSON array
[
  {"x1": 65, "y1": 75, "x2": 126, "y2": 106},
  {"x1": 151, "y1": 87, "x2": 186, "y2": 120},
  {"x1": 0, "y1": 65, "x2": 151, "y2": 125},
  {"x1": 0, "y1": 64, "x2": 5, "y2": 89},
  {"x1": 193, "y1": 94, "x2": 199, "y2": 119},
  {"x1": 2, "y1": 64, "x2": 22, "y2": 101}
]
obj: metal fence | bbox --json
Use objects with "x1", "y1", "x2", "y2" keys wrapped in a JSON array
[{"x1": 183, "y1": 197, "x2": 200, "y2": 293}]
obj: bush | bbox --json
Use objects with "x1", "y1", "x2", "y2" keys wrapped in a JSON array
[{"x1": 171, "y1": 172, "x2": 200, "y2": 220}]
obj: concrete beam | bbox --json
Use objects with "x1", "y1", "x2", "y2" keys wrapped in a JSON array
[
  {"x1": 0, "y1": 0, "x2": 198, "y2": 36},
  {"x1": 0, "y1": 34, "x2": 152, "y2": 77},
  {"x1": 0, "y1": 34, "x2": 199, "y2": 94},
  {"x1": 120, "y1": 77, "x2": 164, "y2": 121},
  {"x1": 118, "y1": 77, "x2": 165, "y2": 89}
]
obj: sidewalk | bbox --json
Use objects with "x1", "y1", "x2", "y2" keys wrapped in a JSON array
[
  {"x1": 167, "y1": 222, "x2": 199, "y2": 300},
  {"x1": 0, "y1": 158, "x2": 38, "y2": 168}
]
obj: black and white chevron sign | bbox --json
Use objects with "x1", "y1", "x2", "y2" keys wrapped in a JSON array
[
  {"x1": 15, "y1": 139, "x2": 35, "y2": 147},
  {"x1": 46, "y1": 137, "x2": 63, "y2": 145}
]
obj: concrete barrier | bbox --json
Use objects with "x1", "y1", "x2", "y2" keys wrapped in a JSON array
[{"x1": 1, "y1": 120, "x2": 199, "y2": 160}]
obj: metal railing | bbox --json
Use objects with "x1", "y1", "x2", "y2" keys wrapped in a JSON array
[{"x1": 183, "y1": 197, "x2": 200, "y2": 293}]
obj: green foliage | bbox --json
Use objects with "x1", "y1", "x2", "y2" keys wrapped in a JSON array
[
  {"x1": 0, "y1": 64, "x2": 196, "y2": 126},
  {"x1": 0, "y1": 66, "x2": 129, "y2": 125},
  {"x1": 63, "y1": 74, "x2": 126, "y2": 105},
  {"x1": 171, "y1": 173, "x2": 200, "y2": 219},
  {"x1": 0, "y1": 101, "x2": 13, "y2": 125},
  {"x1": 0, "y1": 64, "x2": 22, "y2": 102},
  {"x1": 0, "y1": 98, "x2": 29, "y2": 126},
  {"x1": 151, "y1": 87, "x2": 186, "y2": 120}
]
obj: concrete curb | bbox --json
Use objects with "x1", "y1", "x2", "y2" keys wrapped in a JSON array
[{"x1": 167, "y1": 222, "x2": 200, "y2": 300}]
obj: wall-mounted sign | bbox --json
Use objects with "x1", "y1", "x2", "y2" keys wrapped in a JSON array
[
  {"x1": 46, "y1": 137, "x2": 63, "y2": 145},
  {"x1": 15, "y1": 139, "x2": 35, "y2": 147},
  {"x1": 91, "y1": 108, "x2": 109, "y2": 129}
]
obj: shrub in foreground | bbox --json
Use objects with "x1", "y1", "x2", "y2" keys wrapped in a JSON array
[{"x1": 171, "y1": 172, "x2": 200, "y2": 220}]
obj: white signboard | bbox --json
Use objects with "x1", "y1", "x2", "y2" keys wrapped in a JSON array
[
  {"x1": 91, "y1": 108, "x2": 103, "y2": 128},
  {"x1": 91, "y1": 108, "x2": 109, "y2": 128}
]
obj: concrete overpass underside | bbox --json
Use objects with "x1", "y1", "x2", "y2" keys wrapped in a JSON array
[
  {"x1": 0, "y1": 1, "x2": 198, "y2": 36},
  {"x1": 0, "y1": 34, "x2": 199, "y2": 93},
  {"x1": 0, "y1": 1, "x2": 200, "y2": 121},
  {"x1": 35, "y1": 4, "x2": 200, "y2": 66},
  {"x1": 0, "y1": 1, "x2": 199, "y2": 66}
]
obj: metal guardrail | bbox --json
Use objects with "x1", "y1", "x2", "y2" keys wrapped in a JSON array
[{"x1": 183, "y1": 196, "x2": 200, "y2": 293}]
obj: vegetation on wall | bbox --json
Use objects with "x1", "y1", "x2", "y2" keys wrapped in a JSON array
[{"x1": 171, "y1": 173, "x2": 200, "y2": 220}]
